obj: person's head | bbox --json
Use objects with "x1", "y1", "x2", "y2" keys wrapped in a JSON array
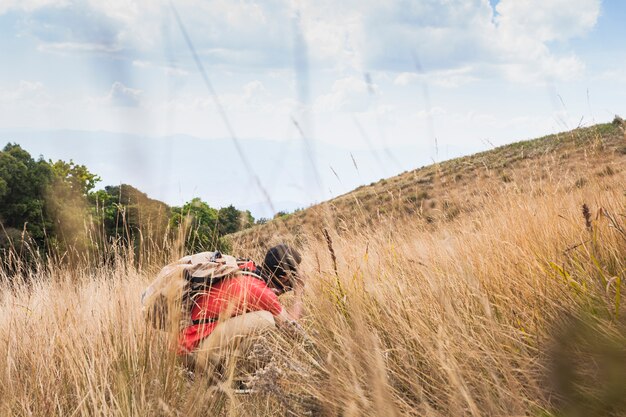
[{"x1": 261, "y1": 244, "x2": 302, "y2": 295}]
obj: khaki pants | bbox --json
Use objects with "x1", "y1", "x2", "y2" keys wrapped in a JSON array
[{"x1": 193, "y1": 311, "x2": 276, "y2": 381}]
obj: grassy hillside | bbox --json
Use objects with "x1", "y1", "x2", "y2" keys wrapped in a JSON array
[
  {"x1": 0, "y1": 120, "x2": 624, "y2": 416},
  {"x1": 232, "y1": 121, "x2": 625, "y2": 251}
]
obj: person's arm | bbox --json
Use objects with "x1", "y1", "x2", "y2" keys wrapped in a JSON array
[
  {"x1": 274, "y1": 308, "x2": 292, "y2": 324},
  {"x1": 286, "y1": 276, "x2": 305, "y2": 320},
  {"x1": 245, "y1": 277, "x2": 305, "y2": 333},
  {"x1": 274, "y1": 308, "x2": 306, "y2": 336},
  {"x1": 246, "y1": 277, "x2": 284, "y2": 316}
]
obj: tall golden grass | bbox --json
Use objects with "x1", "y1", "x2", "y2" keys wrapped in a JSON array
[{"x1": 1, "y1": 155, "x2": 625, "y2": 416}]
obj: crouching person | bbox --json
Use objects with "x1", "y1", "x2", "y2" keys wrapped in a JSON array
[{"x1": 142, "y1": 244, "x2": 304, "y2": 384}]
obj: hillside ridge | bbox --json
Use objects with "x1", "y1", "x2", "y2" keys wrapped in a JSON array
[{"x1": 232, "y1": 120, "x2": 626, "y2": 249}]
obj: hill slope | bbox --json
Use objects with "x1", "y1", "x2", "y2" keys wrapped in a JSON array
[{"x1": 232, "y1": 120, "x2": 626, "y2": 250}]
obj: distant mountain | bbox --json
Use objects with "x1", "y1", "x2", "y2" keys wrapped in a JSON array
[{"x1": 0, "y1": 129, "x2": 479, "y2": 218}]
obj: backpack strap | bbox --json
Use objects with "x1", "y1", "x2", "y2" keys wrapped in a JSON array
[{"x1": 191, "y1": 317, "x2": 218, "y2": 326}]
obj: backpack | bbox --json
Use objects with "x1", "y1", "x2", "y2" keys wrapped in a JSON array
[{"x1": 141, "y1": 251, "x2": 261, "y2": 330}]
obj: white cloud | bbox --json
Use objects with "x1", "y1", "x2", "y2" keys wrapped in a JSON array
[
  {"x1": 3, "y1": 0, "x2": 602, "y2": 85},
  {"x1": 495, "y1": 0, "x2": 600, "y2": 42},
  {"x1": 499, "y1": 54, "x2": 585, "y2": 83},
  {"x1": 106, "y1": 82, "x2": 142, "y2": 107},
  {"x1": 9, "y1": 2, "x2": 131, "y2": 62},
  {"x1": 394, "y1": 72, "x2": 419, "y2": 86},
  {"x1": 0, "y1": 80, "x2": 51, "y2": 107},
  {"x1": 394, "y1": 66, "x2": 477, "y2": 87},
  {"x1": 165, "y1": 67, "x2": 189, "y2": 77},
  {"x1": 0, "y1": 0, "x2": 68, "y2": 14},
  {"x1": 597, "y1": 67, "x2": 626, "y2": 83},
  {"x1": 296, "y1": 0, "x2": 600, "y2": 83},
  {"x1": 37, "y1": 41, "x2": 122, "y2": 54},
  {"x1": 415, "y1": 107, "x2": 446, "y2": 119},
  {"x1": 131, "y1": 60, "x2": 152, "y2": 68},
  {"x1": 486, "y1": 0, "x2": 600, "y2": 82},
  {"x1": 158, "y1": 80, "x2": 287, "y2": 115},
  {"x1": 0, "y1": 80, "x2": 43, "y2": 99},
  {"x1": 8, "y1": 0, "x2": 293, "y2": 67},
  {"x1": 132, "y1": 60, "x2": 189, "y2": 77},
  {"x1": 162, "y1": 0, "x2": 292, "y2": 68},
  {"x1": 314, "y1": 76, "x2": 379, "y2": 112},
  {"x1": 242, "y1": 80, "x2": 269, "y2": 105}
]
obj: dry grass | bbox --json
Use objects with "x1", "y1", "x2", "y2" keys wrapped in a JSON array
[{"x1": 1, "y1": 126, "x2": 625, "y2": 416}]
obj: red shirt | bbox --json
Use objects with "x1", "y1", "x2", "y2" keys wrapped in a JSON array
[{"x1": 178, "y1": 275, "x2": 282, "y2": 354}]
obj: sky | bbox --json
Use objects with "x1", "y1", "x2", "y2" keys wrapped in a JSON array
[{"x1": 0, "y1": 0, "x2": 624, "y2": 218}]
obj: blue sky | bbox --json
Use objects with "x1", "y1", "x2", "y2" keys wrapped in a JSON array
[{"x1": 1, "y1": 0, "x2": 624, "y2": 217}]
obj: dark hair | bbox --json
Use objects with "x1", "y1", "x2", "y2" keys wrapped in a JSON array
[{"x1": 261, "y1": 244, "x2": 302, "y2": 292}]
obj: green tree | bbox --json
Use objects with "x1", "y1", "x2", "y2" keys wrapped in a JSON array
[
  {"x1": 46, "y1": 160, "x2": 101, "y2": 253},
  {"x1": 217, "y1": 205, "x2": 240, "y2": 235},
  {"x1": 50, "y1": 160, "x2": 100, "y2": 197},
  {"x1": 241, "y1": 209, "x2": 254, "y2": 230},
  {"x1": 217, "y1": 205, "x2": 254, "y2": 235},
  {"x1": 90, "y1": 184, "x2": 171, "y2": 260},
  {"x1": 0, "y1": 142, "x2": 256, "y2": 264},
  {"x1": 171, "y1": 197, "x2": 220, "y2": 253},
  {"x1": 0, "y1": 143, "x2": 53, "y2": 246},
  {"x1": 273, "y1": 210, "x2": 290, "y2": 219}
]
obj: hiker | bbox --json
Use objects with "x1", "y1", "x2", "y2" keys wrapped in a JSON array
[{"x1": 142, "y1": 244, "x2": 304, "y2": 377}]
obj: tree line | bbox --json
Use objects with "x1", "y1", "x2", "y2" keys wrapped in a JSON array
[{"x1": 0, "y1": 143, "x2": 254, "y2": 266}]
